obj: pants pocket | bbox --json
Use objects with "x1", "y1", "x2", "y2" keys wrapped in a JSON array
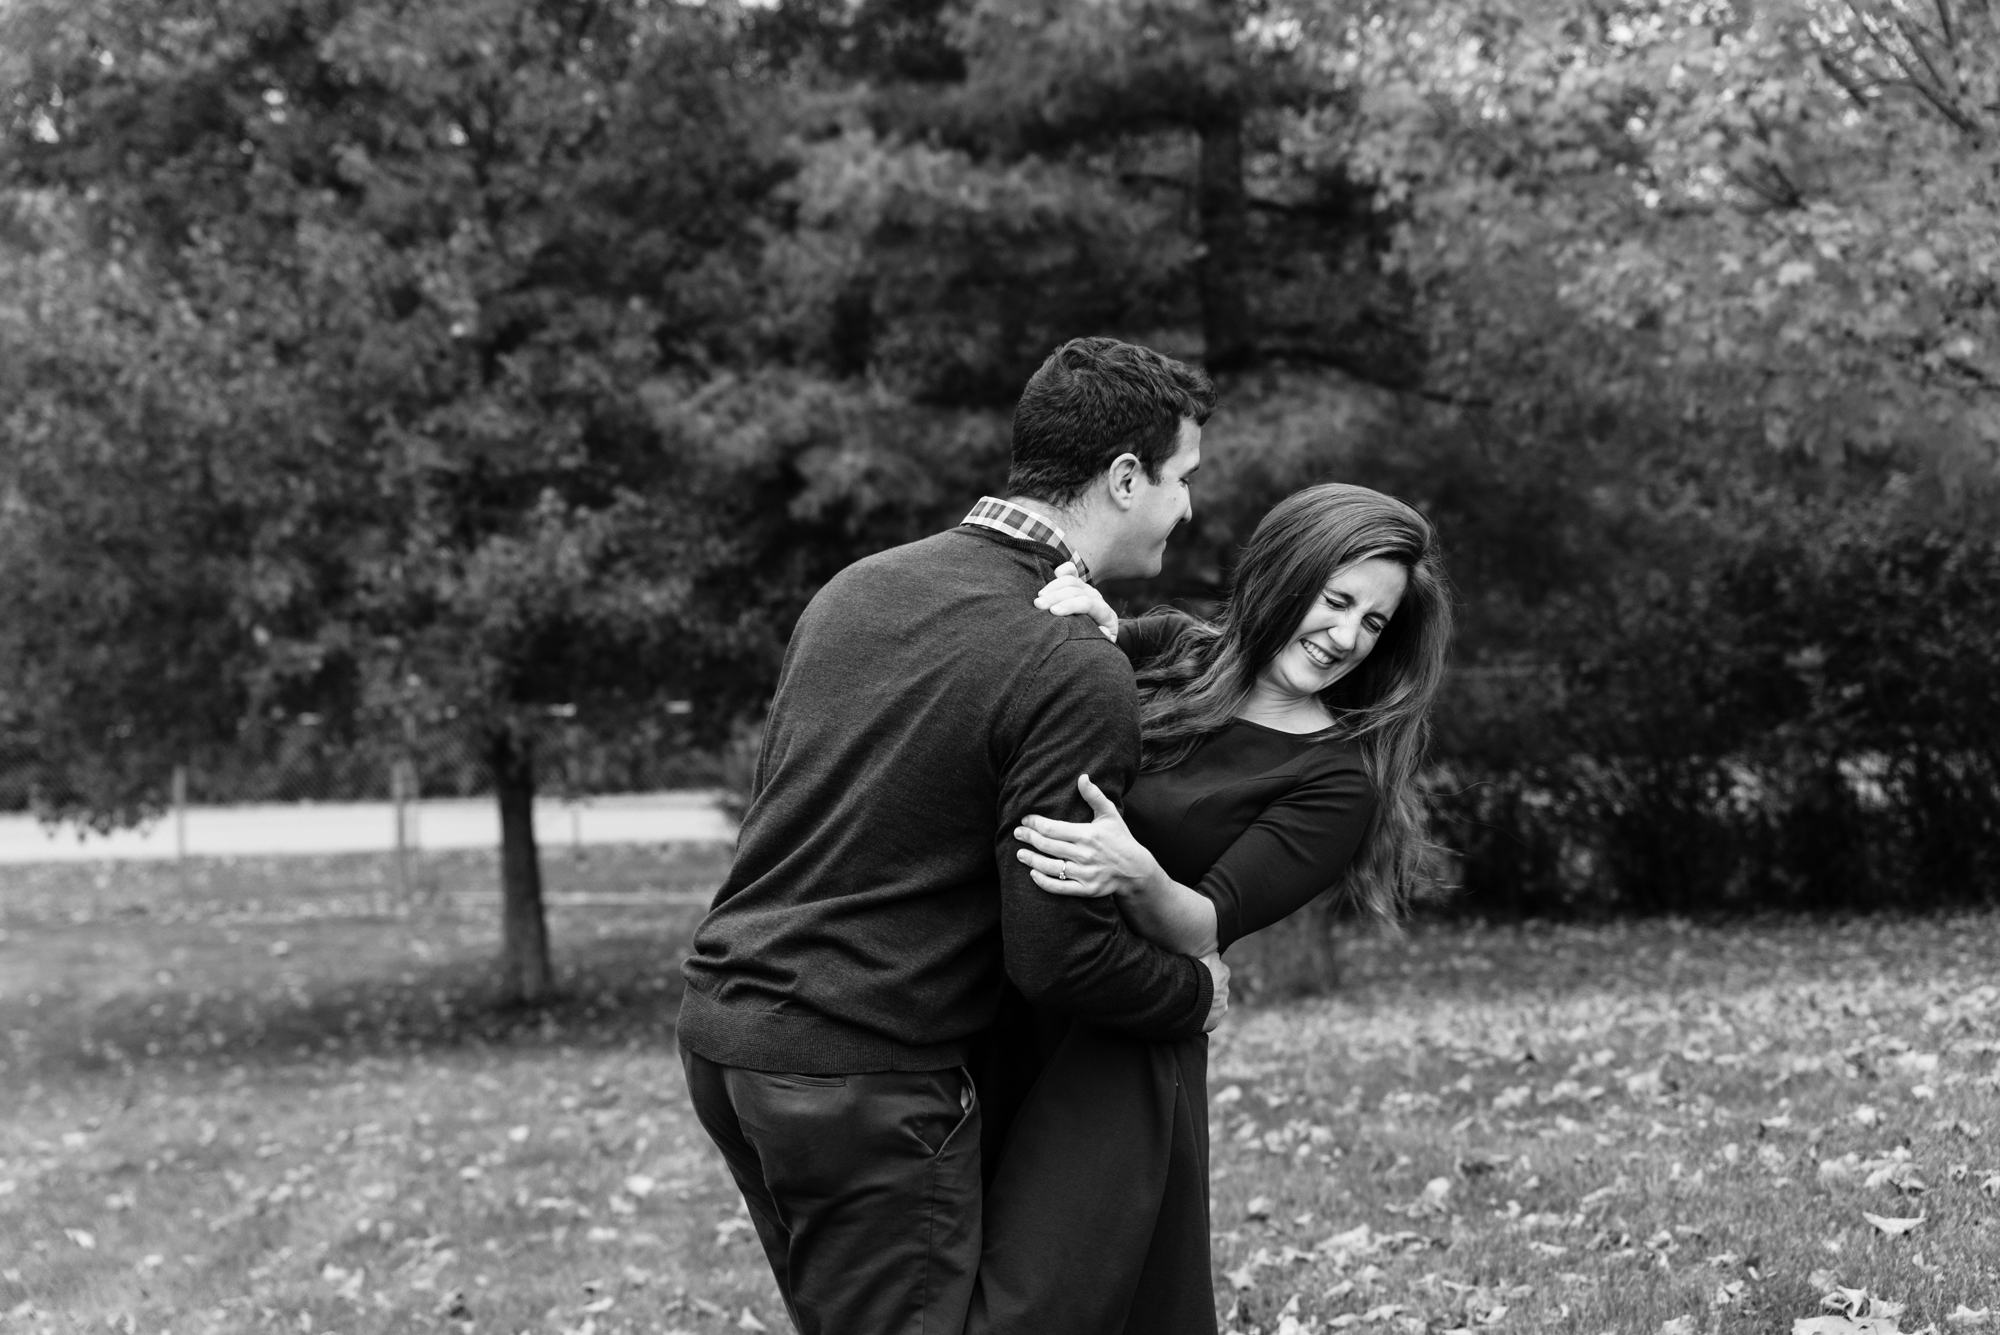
[
  {"x1": 908, "y1": 1068, "x2": 977, "y2": 1157},
  {"x1": 769, "y1": 1072, "x2": 848, "y2": 1088},
  {"x1": 931, "y1": 1067, "x2": 978, "y2": 1158}
]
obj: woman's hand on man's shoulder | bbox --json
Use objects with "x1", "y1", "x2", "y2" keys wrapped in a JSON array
[{"x1": 1033, "y1": 562, "x2": 1117, "y2": 642}]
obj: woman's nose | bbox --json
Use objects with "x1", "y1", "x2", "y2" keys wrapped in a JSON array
[{"x1": 1328, "y1": 618, "x2": 1359, "y2": 652}]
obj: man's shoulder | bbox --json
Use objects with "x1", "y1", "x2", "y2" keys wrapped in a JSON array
[
  {"x1": 794, "y1": 528, "x2": 1125, "y2": 684},
  {"x1": 818, "y1": 527, "x2": 1010, "y2": 596},
  {"x1": 811, "y1": 527, "x2": 1077, "y2": 630}
]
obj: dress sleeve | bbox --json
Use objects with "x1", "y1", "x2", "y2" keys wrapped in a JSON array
[
  {"x1": 1196, "y1": 754, "x2": 1377, "y2": 952},
  {"x1": 1114, "y1": 610, "x2": 1197, "y2": 670}
]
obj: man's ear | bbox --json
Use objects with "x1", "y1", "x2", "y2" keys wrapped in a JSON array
[{"x1": 1103, "y1": 453, "x2": 1143, "y2": 512}]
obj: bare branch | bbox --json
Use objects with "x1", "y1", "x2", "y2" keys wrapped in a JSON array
[
  {"x1": 1817, "y1": 52, "x2": 1876, "y2": 108},
  {"x1": 1893, "y1": 13, "x2": 1958, "y2": 103},
  {"x1": 1850, "y1": 0, "x2": 1983, "y2": 131}
]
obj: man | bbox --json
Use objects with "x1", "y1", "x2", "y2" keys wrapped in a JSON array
[{"x1": 677, "y1": 337, "x2": 1226, "y2": 1335}]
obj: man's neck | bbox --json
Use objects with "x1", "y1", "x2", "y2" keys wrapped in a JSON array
[{"x1": 1006, "y1": 495, "x2": 1114, "y2": 578}]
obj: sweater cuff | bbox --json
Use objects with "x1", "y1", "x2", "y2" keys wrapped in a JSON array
[
  {"x1": 1198, "y1": 880, "x2": 1242, "y2": 956},
  {"x1": 1186, "y1": 951, "x2": 1215, "y2": 1036}
]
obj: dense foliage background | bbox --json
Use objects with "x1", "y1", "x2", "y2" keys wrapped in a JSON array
[{"x1": 4, "y1": 0, "x2": 1996, "y2": 975}]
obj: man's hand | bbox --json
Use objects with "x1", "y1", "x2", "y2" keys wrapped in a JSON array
[{"x1": 1200, "y1": 951, "x2": 1230, "y2": 1032}]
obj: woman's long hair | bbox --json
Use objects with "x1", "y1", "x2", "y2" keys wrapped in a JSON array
[{"x1": 1136, "y1": 483, "x2": 1454, "y2": 923}]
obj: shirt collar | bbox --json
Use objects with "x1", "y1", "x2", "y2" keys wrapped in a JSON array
[{"x1": 961, "y1": 496, "x2": 1091, "y2": 582}]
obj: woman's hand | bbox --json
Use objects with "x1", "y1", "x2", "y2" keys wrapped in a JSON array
[
  {"x1": 1033, "y1": 562, "x2": 1116, "y2": 642},
  {"x1": 1019, "y1": 774, "x2": 1222, "y2": 958},
  {"x1": 1014, "y1": 774, "x2": 1165, "y2": 899}
]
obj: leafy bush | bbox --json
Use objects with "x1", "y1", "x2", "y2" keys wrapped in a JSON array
[{"x1": 1432, "y1": 517, "x2": 2000, "y2": 917}]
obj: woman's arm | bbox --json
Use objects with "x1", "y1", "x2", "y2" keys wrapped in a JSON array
[
  {"x1": 1195, "y1": 760, "x2": 1375, "y2": 951},
  {"x1": 1031, "y1": 572, "x2": 1203, "y2": 668},
  {"x1": 1016, "y1": 755, "x2": 1378, "y2": 955},
  {"x1": 1013, "y1": 775, "x2": 1220, "y2": 957}
]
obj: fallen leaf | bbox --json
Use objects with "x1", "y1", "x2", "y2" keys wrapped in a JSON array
[
  {"x1": 1862, "y1": 1161, "x2": 1926, "y2": 1194},
  {"x1": 1660, "y1": 1317, "x2": 1696, "y2": 1335},
  {"x1": 1246, "y1": 1196, "x2": 1273, "y2": 1220},
  {"x1": 1861, "y1": 1211, "x2": 1924, "y2": 1236},
  {"x1": 1826, "y1": 1289, "x2": 1905, "y2": 1321},
  {"x1": 737, "y1": 1311, "x2": 768, "y2": 1332},
  {"x1": 64, "y1": 1229, "x2": 95, "y2": 1250},
  {"x1": 1318, "y1": 1222, "x2": 1372, "y2": 1250},
  {"x1": 1946, "y1": 1307, "x2": 1991, "y2": 1328},
  {"x1": 1625, "y1": 1069, "x2": 1664, "y2": 1098}
]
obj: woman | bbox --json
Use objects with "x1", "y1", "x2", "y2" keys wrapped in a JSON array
[{"x1": 966, "y1": 482, "x2": 1453, "y2": 1335}]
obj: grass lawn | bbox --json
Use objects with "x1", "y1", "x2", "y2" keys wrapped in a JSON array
[{"x1": 2, "y1": 848, "x2": 1996, "y2": 1334}]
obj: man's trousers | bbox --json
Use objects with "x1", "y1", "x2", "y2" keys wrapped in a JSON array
[{"x1": 679, "y1": 1044, "x2": 982, "y2": 1335}]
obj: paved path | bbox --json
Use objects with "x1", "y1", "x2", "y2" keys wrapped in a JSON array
[{"x1": 0, "y1": 791, "x2": 733, "y2": 864}]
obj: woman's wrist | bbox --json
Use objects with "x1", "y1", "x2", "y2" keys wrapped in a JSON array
[
  {"x1": 1113, "y1": 862, "x2": 1175, "y2": 903},
  {"x1": 1116, "y1": 870, "x2": 1219, "y2": 957}
]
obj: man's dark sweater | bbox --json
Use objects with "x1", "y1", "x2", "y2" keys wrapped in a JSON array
[{"x1": 677, "y1": 525, "x2": 1214, "y2": 1075}]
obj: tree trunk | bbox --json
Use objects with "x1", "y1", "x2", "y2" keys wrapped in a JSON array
[
  {"x1": 1196, "y1": 1, "x2": 1252, "y2": 371},
  {"x1": 489, "y1": 727, "x2": 553, "y2": 1005}
]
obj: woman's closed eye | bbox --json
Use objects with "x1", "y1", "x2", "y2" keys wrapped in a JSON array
[{"x1": 1324, "y1": 591, "x2": 1388, "y2": 635}]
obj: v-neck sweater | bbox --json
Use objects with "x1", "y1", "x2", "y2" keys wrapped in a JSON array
[{"x1": 676, "y1": 529, "x2": 1214, "y2": 1075}]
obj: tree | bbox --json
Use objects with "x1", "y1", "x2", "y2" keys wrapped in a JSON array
[
  {"x1": 1329, "y1": 0, "x2": 2000, "y2": 493},
  {"x1": 0, "y1": 193, "x2": 299, "y2": 825},
  {"x1": 747, "y1": 0, "x2": 1415, "y2": 397},
  {"x1": 3, "y1": 0, "x2": 792, "y2": 1001}
]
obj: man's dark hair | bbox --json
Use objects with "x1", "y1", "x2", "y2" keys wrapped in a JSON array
[{"x1": 1006, "y1": 337, "x2": 1217, "y2": 507}]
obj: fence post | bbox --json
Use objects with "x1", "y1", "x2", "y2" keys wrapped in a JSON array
[
  {"x1": 171, "y1": 764, "x2": 188, "y2": 888},
  {"x1": 391, "y1": 757, "x2": 417, "y2": 907}
]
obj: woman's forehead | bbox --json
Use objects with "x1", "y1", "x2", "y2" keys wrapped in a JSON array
[{"x1": 1321, "y1": 555, "x2": 1410, "y2": 595}]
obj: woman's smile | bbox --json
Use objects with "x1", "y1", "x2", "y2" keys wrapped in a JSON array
[{"x1": 1298, "y1": 637, "x2": 1341, "y2": 671}]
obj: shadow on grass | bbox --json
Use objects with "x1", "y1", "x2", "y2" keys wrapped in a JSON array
[
  {"x1": 6, "y1": 922, "x2": 705, "y2": 1082},
  {"x1": 0, "y1": 845, "x2": 734, "y2": 1082}
]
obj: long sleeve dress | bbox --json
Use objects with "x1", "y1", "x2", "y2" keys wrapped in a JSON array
[{"x1": 965, "y1": 613, "x2": 1379, "y2": 1335}]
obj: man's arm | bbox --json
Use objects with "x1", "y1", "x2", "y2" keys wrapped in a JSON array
[{"x1": 993, "y1": 635, "x2": 1217, "y2": 1040}]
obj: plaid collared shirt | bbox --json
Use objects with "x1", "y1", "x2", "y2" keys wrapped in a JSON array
[{"x1": 961, "y1": 496, "x2": 1090, "y2": 582}]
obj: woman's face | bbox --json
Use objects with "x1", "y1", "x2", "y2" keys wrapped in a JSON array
[{"x1": 1259, "y1": 557, "x2": 1411, "y2": 702}]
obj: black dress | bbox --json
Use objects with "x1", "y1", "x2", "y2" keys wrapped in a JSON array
[{"x1": 966, "y1": 614, "x2": 1379, "y2": 1335}]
